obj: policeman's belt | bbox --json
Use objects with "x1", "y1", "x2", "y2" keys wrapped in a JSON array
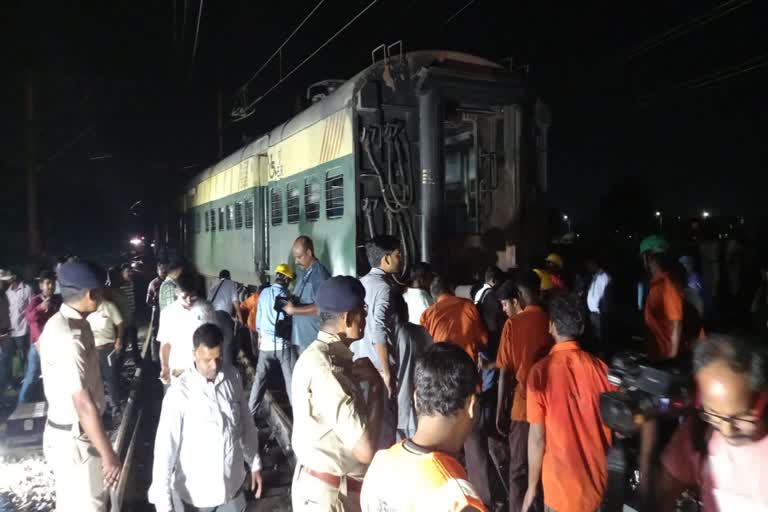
[
  {"x1": 301, "y1": 466, "x2": 363, "y2": 492},
  {"x1": 46, "y1": 419, "x2": 76, "y2": 431}
]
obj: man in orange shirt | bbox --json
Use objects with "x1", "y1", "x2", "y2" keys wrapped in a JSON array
[
  {"x1": 640, "y1": 235, "x2": 683, "y2": 361},
  {"x1": 420, "y1": 276, "x2": 488, "y2": 362},
  {"x1": 420, "y1": 276, "x2": 491, "y2": 508},
  {"x1": 524, "y1": 294, "x2": 615, "y2": 512},
  {"x1": 360, "y1": 343, "x2": 487, "y2": 512},
  {"x1": 494, "y1": 271, "x2": 552, "y2": 512}
]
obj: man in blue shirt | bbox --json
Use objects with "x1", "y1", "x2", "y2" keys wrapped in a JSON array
[
  {"x1": 282, "y1": 236, "x2": 330, "y2": 354},
  {"x1": 248, "y1": 264, "x2": 296, "y2": 417}
]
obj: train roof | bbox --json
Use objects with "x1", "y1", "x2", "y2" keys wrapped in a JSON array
[{"x1": 187, "y1": 50, "x2": 505, "y2": 187}]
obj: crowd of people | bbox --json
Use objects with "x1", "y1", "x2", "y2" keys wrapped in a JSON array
[{"x1": 1, "y1": 230, "x2": 767, "y2": 512}]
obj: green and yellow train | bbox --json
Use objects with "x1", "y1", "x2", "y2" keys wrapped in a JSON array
[{"x1": 179, "y1": 50, "x2": 550, "y2": 285}]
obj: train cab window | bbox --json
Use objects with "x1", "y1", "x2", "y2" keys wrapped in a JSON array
[
  {"x1": 271, "y1": 187, "x2": 283, "y2": 225},
  {"x1": 204, "y1": 210, "x2": 210, "y2": 232},
  {"x1": 195, "y1": 212, "x2": 202, "y2": 233},
  {"x1": 287, "y1": 182, "x2": 300, "y2": 224},
  {"x1": 325, "y1": 172, "x2": 344, "y2": 219},
  {"x1": 234, "y1": 202, "x2": 244, "y2": 229},
  {"x1": 244, "y1": 199, "x2": 254, "y2": 229},
  {"x1": 218, "y1": 208, "x2": 225, "y2": 231},
  {"x1": 305, "y1": 178, "x2": 320, "y2": 221},
  {"x1": 226, "y1": 205, "x2": 234, "y2": 230},
  {"x1": 210, "y1": 209, "x2": 216, "y2": 231}
]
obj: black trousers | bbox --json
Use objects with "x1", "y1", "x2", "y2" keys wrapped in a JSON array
[{"x1": 213, "y1": 311, "x2": 236, "y2": 367}]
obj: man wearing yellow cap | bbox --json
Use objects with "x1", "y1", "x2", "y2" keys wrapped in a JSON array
[
  {"x1": 544, "y1": 253, "x2": 568, "y2": 292},
  {"x1": 249, "y1": 263, "x2": 296, "y2": 417}
]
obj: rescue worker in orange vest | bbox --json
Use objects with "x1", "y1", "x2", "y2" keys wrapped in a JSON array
[
  {"x1": 639, "y1": 235, "x2": 684, "y2": 361},
  {"x1": 360, "y1": 342, "x2": 487, "y2": 512}
]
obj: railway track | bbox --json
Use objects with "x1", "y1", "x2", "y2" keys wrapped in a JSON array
[{"x1": 0, "y1": 316, "x2": 297, "y2": 512}]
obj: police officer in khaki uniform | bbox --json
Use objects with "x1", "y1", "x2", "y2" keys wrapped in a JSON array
[
  {"x1": 40, "y1": 261, "x2": 122, "y2": 512},
  {"x1": 291, "y1": 276, "x2": 385, "y2": 512}
]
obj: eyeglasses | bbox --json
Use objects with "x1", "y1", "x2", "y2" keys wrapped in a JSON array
[
  {"x1": 698, "y1": 409, "x2": 761, "y2": 431},
  {"x1": 699, "y1": 392, "x2": 768, "y2": 431}
]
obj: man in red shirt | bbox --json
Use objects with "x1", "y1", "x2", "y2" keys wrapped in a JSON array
[
  {"x1": 495, "y1": 271, "x2": 552, "y2": 512},
  {"x1": 524, "y1": 294, "x2": 615, "y2": 512},
  {"x1": 18, "y1": 270, "x2": 61, "y2": 404},
  {"x1": 420, "y1": 276, "x2": 491, "y2": 508}
]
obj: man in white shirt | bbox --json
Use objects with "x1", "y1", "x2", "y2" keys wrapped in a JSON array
[
  {"x1": 402, "y1": 262, "x2": 433, "y2": 326},
  {"x1": 86, "y1": 299, "x2": 124, "y2": 418},
  {"x1": 207, "y1": 269, "x2": 244, "y2": 366},
  {"x1": 149, "y1": 323, "x2": 263, "y2": 512},
  {"x1": 5, "y1": 271, "x2": 33, "y2": 377},
  {"x1": 159, "y1": 273, "x2": 216, "y2": 385},
  {"x1": 586, "y1": 257, "x2": 611, "y2": 343}
]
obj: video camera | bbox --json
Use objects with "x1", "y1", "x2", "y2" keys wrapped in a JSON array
[{"x1": 600, "y1": 352, "x2": 694, "y2": 434}]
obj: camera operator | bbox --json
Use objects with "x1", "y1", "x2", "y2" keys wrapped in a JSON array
[
  {"x1": 656, "y1": 334, "x2": 768, "y2": 511},
  {"x1": 248, "y1": 263, "x2": 297, "y2": 418}
]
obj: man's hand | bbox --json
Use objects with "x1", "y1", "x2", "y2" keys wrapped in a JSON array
[
  {"x1": 114, "y1": 338, "x2": 123, "y2": 353},
  {"x1": 102, "y1": 451, "x2": 122, "y2": 488},
  {"x1": 381, "y1": 371, "x2": 395, "y2": 399},
  {"x1": 159, "y1": 366, "x2": 170, "y2": 385},
  {"x1": 281, "y1": 301, "x2": 296, "y2": 316},
  {"x1": 521, "y1": 486, "x2": 538, "y2": 512},
  {"x1": 251, "y1": 470, "x2": 263, "y2": 498},
  {"x1": 37, "y1": 298, "x2": 50, "y2": 313}
]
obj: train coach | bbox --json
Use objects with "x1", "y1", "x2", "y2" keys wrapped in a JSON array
[{"x1": 178, "y1": 49, "x2": 551, "y2": 285}]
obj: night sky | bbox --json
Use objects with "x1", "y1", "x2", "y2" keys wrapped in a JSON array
[{"x1": 1, "y1": 0, "x2": 767, "y2": 262}]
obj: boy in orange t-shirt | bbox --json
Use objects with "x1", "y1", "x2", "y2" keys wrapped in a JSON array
[{"x1": 360, "y1": 343, "x2": 487, "y2": 512}]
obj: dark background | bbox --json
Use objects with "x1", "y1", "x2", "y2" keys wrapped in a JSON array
[{"x1": 1, "y1": 0, "x2": 767, "y2": 264}]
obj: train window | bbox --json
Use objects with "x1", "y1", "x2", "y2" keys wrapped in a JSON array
[
  {"x1": 305, "y1": 178, "x2": 320, "y2": 221},
  {"x1": 210, "y1": 209, "x2": 216, "y2": 231},
  {"x1": 271, "y1": 187, "x2": 283, "y2": 225},
  {"x1": 287, "y1": 182, "x2": 300, "y2": 224},
  {"x1": 204, "y1": 210, "x2": 210, "y2": 232},
  {"x1": 325, "y1": 172, "x2": 344, "y2": 219},
  {"x1": 244, "y1": 199, "x2": 254, "y2": 229},
  {"x1": 218, "y1": 208, "x2": 225, "y2": 231},
  {"x1": 226, "y1": 205, "x2": 234, "y2": 230},
  {"x1": 234, "y1": 202, "x2": 244, "y2": 229}
]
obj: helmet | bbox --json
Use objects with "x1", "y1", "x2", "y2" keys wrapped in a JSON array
[
  {"x1": 639, "y1": 234, "x2": 669, "y2": 255},
  {"x1": 533, "y1": 268, "x2": 554, "y2": 291},
  {"x1": 545, "y1": 253, "x2": 563, "y2": 269},
  {"x1": 274, "y1": 263, "x2": 295, "y2": 280}
]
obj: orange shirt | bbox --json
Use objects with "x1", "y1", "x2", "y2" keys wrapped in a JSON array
[
  {"x1": 420, "y1": 294, "x2": 487, "y2": 363},
  {"x1": 527, "y1": 341, "x2": 615, "y2": 512},
  {"x1": 644, "y1": 271, "x2": 683, "y2": 360},
  {"x1": 495, "y1": 305, "x2": 552, "y2": 421},
  {"x1": 239, "y1": 292, "x2": 259, "y2": 332},
  {"x1": 360, "y1": 439, "x2": 488, "y2": 512}
]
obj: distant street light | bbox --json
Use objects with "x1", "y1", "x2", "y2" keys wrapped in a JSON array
[
  {"x1": 562, "y1": 213, "x2": 571, "y2": 233},
  {"x1": 702, "y1": 210, "x2": 711, "y2": 219},
  {"x1": 655, "y1": 210, "x2": 663, "y2": 231}
]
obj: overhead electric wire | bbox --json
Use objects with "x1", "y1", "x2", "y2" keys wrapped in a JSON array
[
  {"x1": 192, "y1": 0, "x2": 205, "y2": 59},
  {"x1": 637, "y1": 52, "x2": 768, "y2": 106},
  {"x1": 241, "y1": 0, "x2": 328, "y2": 88},
  {"x1": 444, "y1": 0, "x2": 477, "y2": 25},
  {"x1": 624, "y1": 0, "x2": 753, "y2": 61},
  {"x1": 236, "y1": 0, "x2": 381, "y2": 118}
]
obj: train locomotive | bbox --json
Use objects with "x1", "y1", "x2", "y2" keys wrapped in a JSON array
[{"x1": 178, "y1": 49, "x2": 551, "y2": 285}]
